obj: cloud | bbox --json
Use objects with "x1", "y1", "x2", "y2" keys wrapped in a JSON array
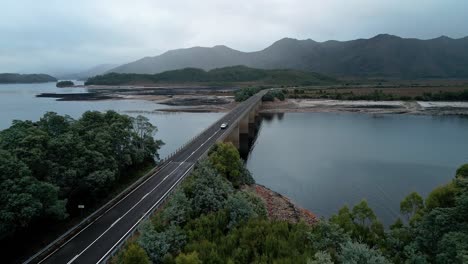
[{"x1": 1, "y1": 0, "x2": 467, "y2": 74}]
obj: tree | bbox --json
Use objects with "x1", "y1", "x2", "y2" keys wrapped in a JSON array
[
  {"x1": 161, "y1": 189, "x2": 192, "y2": 226},
  {"x1": 352, "y1": 200, "x2": 377, "y2": 227},
  {"x1": 338, "y1": 241, "x2": 391, "y2": 264},
  {"x1": 456, "y1": 164, "x2": 468, "y2": 179},
  {"x1": 425, "y1": 183, "x2": 456, "y2": 211},
  {"x1": 225, "y1": 192, "x2": 257, "y2": 229},
  {"x1": 307, "y1": 251, "x2": 333, "y2": 264},
  {"x1": 138, "y1": 222, "x2": 186, "y2": 263},
  {"x1": 121, "y1": 243, "x2": 150, "y2": 264},
  {"x1": 175, "y1": 252, "x2": 202, "y2": 264},
  {"x1": 209, "y1": 142, "x2": 254, "y2": 188},
  {"x1": 330, "y1": 205, "x2": 354, "y2": 233},
  {"x1": 400, "y1": 192, "x2": 425, "y2": 221}
]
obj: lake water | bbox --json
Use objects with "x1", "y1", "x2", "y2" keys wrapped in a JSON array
[
  {"x1": 246, "y1": 112, "x2": 468, "y2": 225},
  {"x1": 0, "y1": 82, "x2": 223, "y2": 158}
]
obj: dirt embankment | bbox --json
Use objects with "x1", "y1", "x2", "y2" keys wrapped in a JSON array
[{"x1": 245, "y1": 184, "x2": 317, "y2": 225}]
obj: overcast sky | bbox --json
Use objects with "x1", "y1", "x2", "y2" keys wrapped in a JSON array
[{"x1": 2, "y1": 0, "x2": 468, "y2": 75}]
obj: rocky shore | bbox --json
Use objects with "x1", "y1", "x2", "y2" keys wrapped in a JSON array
[{"x1": 245, "y1": 184, "x2": 318, "y2": 225}]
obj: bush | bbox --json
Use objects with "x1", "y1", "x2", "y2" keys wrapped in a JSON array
[{"x1": 338, "y1": 241, "x2": 391, "y2": 264}]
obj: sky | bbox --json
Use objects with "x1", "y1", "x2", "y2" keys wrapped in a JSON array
[{"x1": 1, "y1": 0, "x2": 468, "y2": 75}]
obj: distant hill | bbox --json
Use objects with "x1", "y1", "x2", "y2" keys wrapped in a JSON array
[
  {"x1": 109, "y1": 34, "x2": 468, "y2": 78},
  {"x1": 0, "y1": 73, "x2": 57, "y2": 83},
  {"x1": 86, "y1": 65, "x2": 337, "y2": 86},
  {"x1": 60, "y1": 64, "x2": 119, "y2": 80}
]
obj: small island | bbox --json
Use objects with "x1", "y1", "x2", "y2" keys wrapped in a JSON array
[
  {"x1": 56, "y1": 80, "x2": 75, "y2": 87},
  {"x1": 0, "y1": 73, "x2": 57, "y2": 84}
]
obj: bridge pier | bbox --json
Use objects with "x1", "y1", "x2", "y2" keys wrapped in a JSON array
[
  {"x1": 224, "y1": 123, "x2": 239, "y2": 148},
  {"x1": 222, "y1": 99, "x2": 262, "y2": 155}
]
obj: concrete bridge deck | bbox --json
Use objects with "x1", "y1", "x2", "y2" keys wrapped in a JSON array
[{"x1": 26, "y1": 90, "x2": 266, "y2": 264}]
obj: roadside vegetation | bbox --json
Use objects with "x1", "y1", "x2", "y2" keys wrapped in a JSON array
[
  {"x1": 0, "y1": 111, "x2": 163, "y2": 246},
  {"x1": 85, "y1": 66, "x2": 338, "y2": 87},
  {"x1": 115, "y1": 142, "x2": 468, "y2": 264}
]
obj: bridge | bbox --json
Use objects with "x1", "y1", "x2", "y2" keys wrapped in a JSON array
[{"x1": 26, "y1": 90, "x2": 266, "y2": 264}]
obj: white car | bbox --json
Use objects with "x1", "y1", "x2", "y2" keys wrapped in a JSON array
[{"x1": 220, "y1": 123, "x2": 228, "y2": 129}]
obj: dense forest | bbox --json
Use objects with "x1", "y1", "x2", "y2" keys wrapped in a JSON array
[
  {"x1": 0, "y1": 111, "x2": 163, "y2": 243},
  {"x1": 85, "y1": 66, "x2": 338, "y2": 86},
  {"x1": 0, "y1": 73, "x2": 57, "y2": 83},
  {"x1": 115, "y1": 143, "x2": 468, "y2": 264}
]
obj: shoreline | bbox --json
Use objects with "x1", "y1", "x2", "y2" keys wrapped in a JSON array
[{"x1": 260, "y1": 99, "x2": 468, "y2": 116}]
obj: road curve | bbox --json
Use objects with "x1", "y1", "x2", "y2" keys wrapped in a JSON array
[{"x1": 29, "y1": 91, "x2": 266, "y2": 264}]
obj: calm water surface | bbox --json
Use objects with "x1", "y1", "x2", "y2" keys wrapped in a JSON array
[
  {"x1": 246, "y1": 112, "x2": 468, "y2": 225},
  {"x1": 0, "y1": 82, "x2": 223, "y2": 158}
]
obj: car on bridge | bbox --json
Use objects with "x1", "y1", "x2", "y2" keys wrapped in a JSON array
[{"x1": 220, "y1": 122, "x2": 228, "y2": 129}]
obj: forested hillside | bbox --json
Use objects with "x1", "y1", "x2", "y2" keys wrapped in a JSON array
[
  {"x1": 0, "y1": 73, "x2": 57, "y2": 83},
  {"x1": 85, "y1": 66, "x2": 337, "y2": 86}
]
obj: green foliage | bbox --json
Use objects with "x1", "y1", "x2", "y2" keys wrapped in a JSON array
[
  {"x1": 225, "y1": 192, "x2": 257, "y2": 229},
  {"x1": 456, "y1": 164, "x2": 468, "y2": 178},
  {"x1": 56, "y1": 80, "x2": 74, "y2": 87},
  {"x1": 400, "y1": 192, "x2": 425, "y2": 220},
  {"x1": 175, "y1": 252, "x2": 202, "y2": 264},
  {"x1": 184, "y1": 161, "x2": 233, "y2": 216},
  {"x1": 293, "y1": 88, "x2": 468, "y2": 102},
  {"x1": 330, "y1": 201, "x2": 384, "y2": 247},
  {"x1": 307, "y1": 220, "x2": 350, "y2": 256},
  {"x1": 425, "y1": 182, "x2": 456, "y2": 211},
  {"x1": 0, "y1": 111, "x2": 163, "y2": 240},
  {"x1": 120, "y1": 243, "x2": 151, "y2": 264},
  {"x1": 338, "y1": 241, "x2": 391, "y2": 264},
  {"x1": 0, "y1": 73, "x2": 57, "y2": 83},
  {"x1": 234, "y1": 87, "x2": 261, "y2": 102},
  {"x1": 307, "y1": 251, "x2": 333, "y2": 264},
  {"x1": 208, "y1": 142, "x2": 254, "y2": 187},
  {"x1": 138, "y1": 222, "x2": 186, "y2": 263},
  {"x1": 85, "y1": 66, "x2": 337, "y2": 87},
  {"x1": 262, "y1": 90, "x2": 286, "y2": 102}
]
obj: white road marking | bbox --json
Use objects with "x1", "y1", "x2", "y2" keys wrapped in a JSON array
[
  {"x1": 66, "y1": 255, "x2": 79, "y2": 264},
  {"x1": 110, "y1": 217, "x2": 122, "y2": 228}
]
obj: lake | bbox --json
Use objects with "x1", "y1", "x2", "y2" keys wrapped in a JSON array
[
  {"x1": 246, "y1": 112, "x2": 468, "y2": 225},
  {"x1": 0, "y1": 82, "x2": 223, "y2": 158}
]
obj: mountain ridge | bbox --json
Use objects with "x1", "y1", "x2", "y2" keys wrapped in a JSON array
[{"x1": 109, "y1": 35, "x2": 468, "y2": 78}]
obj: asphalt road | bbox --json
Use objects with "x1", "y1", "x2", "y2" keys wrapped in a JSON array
[{"x1": 34, "y1": 91, "x2": 265, "y2": 264}]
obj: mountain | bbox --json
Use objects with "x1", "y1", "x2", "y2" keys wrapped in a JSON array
[
  {"x1": 109, "y1": 34, "x2": 468, "y2": 78},
  {"x1": 0, "y1": 73, "x2": 57, "y2": 83},
  {"x1": 85, "y1": 65, "x2": 337, "y2": 86},
  {"x1": 60, "y1": 64, "x2": 119, "y2": 80}
]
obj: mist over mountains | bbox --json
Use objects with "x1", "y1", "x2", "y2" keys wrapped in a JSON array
[{"x1": 109, "y1": 34, "x2": 468, "y2": 79}]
